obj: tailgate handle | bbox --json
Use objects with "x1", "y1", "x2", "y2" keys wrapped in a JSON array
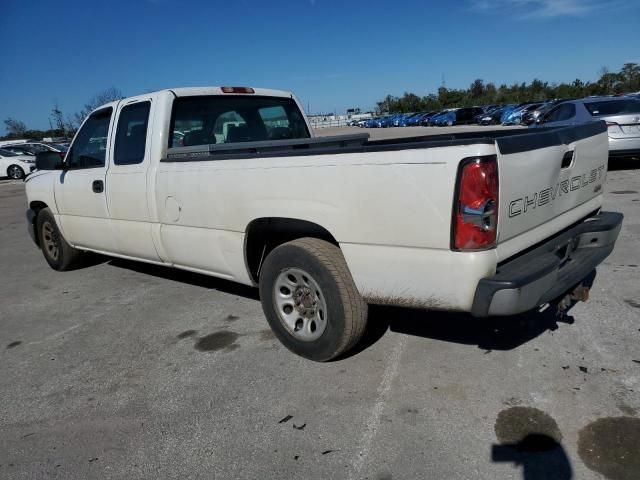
[{"x1": 561, "y1": 150, "x2": 574, "y2": 169}]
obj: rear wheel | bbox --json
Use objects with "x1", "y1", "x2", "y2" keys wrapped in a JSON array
[
  {"x1": 36, "y1": 208, "x2": 81, "y2": 271},
  {"x1": 259, "y1": 238, "x2": 368, "y2": 361},
  {"x1": 7, "y1": 165, "x2": 25, "y2": 179}
]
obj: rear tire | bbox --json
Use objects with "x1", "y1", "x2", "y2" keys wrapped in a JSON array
[
  {"x1": 259, "y1": 238, "x2": 368, "y2": 361},
  {"x1": 36, "y1": 208, "x2": 81, "y2": 271},
  {"x1": 7, "y1": 165, "x2": 25, "y2": 179}
]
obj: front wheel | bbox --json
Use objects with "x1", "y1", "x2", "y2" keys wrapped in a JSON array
[
  {"x1": 7, "y1": 165, "x2": 25, "y2": 179},
  {"x1": 259, "y1": 238, "x2": 368, "y2": 361},
  {"x1": 36, "y1": 208, "x2": 81, "y2": 271}
]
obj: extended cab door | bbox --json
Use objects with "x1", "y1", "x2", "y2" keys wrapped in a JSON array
[
  {"x1": 54, "y1": 107, "x2": 115, "y2": 252},
  {"x1": 105, "y1": 96, "x2": 161, "y2": 261}
]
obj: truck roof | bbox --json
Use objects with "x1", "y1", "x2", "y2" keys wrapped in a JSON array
[
  {"x1": 89, "y1": 86, "x2": 296, "y2": 118},
  {"x1": 170, "y1": 86, "x2": 293, "y2": 99}
]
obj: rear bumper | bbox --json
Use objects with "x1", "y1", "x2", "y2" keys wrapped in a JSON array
[{"x1": 471, "y1": 211, "x2": 623, "y2": 317}]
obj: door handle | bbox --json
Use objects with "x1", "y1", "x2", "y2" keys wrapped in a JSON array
[
  {"x1": 92, "y1": 180, "x2": 104, "y2": 193},
  {"x1": 561, "y1": 150, "x2": 574, "y2": 169}
]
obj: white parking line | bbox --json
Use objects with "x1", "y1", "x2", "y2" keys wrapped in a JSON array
[{"x1": 349, "y1": 335, "x2": 407, "y2": 479}]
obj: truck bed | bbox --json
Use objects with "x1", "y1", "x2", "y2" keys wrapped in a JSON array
[{"x1": 164, "y1": 122, "x2": 606, "y2": 162}]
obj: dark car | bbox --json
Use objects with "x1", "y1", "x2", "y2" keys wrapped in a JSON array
[
  {"x1": 436, "y1": 107, "x2": 484, "y2": 126},
  {"x1": 522, "y1": 100, "x2": 568, "y2": 126}
]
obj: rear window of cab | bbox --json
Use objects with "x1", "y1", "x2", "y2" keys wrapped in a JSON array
[
  {"x1": 584, "y1": 99, "x2": 640, "y2": 116},
  {"x1": 169, "y1": 95, "x2": 310, "y2": 148}
]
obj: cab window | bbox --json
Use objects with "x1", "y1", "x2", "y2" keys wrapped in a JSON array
[
  {"x1": 114, "y1": 102, "x2": 151, "y2": 165},
  {"x1": 545, "y1": 103, "x2": 576, "y2": 122},
  {"x1": 169, "y1": 95, "x2": 310, "y2": 148},
  {"x1": 67, "y1": 108, "x2": 112, "y2": 169}
]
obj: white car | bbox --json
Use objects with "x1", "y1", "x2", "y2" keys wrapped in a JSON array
[
  {"x1": 25, "y1": 86, "x2": 622, "y2": 361},
  {"x1": 0, "y1": 148, "x2": 35, "y2": 179}
]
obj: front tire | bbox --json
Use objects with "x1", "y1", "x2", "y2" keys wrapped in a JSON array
[
  {"x1": 259, "y1": 238, "x2": 368, "y2": 361},
  {"x1": 36, "y1": 208, "x2": 81, "y2": 271},
  {"x1": 7, "y1": 165, "x2": 25, "y2": 179}
]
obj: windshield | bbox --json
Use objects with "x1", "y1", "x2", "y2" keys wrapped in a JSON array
[
  {"x1": 584, "y1": 99, "x2": 640, "y2": 116},
  {"x1": 169, "y1": 95, "x2": 310, "y2": 148},
  {"x1": 0, "y1": 148, "x2": 18, "y2": 157}
]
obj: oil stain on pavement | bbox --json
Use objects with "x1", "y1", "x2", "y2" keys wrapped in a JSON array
[
  {"x1": 195, "y1": 331, "x2": 240, "y2": 352},
  {"x1": 6, "y1": 341, "x2": 22, "y2": 349},
  {"x1": 577, "y1": 416, "x2": 640, "y2": 480},
  {"x1": 494, "y1": 406, "x2": 563, "y2": 444},
  {"x1": 177, "y1": 330, "x2": 197, "y2": 339}
]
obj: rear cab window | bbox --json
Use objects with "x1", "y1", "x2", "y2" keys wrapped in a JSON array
[
  {"x1": 114, "y1": 101, "x2": 151, "y2": 165},
  {"x1": 584, "y1": 99, "x2": 640, "y2": 116},
  {"x1": 169, "y1": 95, "x2": 310, "y2": 148}
]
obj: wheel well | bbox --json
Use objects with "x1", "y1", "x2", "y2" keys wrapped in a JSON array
[
  {"x1": 29, "y1": 201, "x2": 48, "y2": 246},
  {"x1": 244, "y1": 218, "x2": 338, "y2": 283}
]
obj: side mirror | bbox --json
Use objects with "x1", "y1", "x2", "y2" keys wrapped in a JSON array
[{"x1": 35, "y1": 151, "x2": 64, "y2": 171}]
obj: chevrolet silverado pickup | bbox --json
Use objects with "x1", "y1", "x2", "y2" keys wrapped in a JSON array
[{"x1": 25, "y1": 86, "x2": 623, "y2": 361}]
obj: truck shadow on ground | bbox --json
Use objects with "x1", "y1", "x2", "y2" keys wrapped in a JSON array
[
  {"x1": 608, "y1": 157, "x2": 640, "y2": 171},
  {"x1": 351, "y1": 271, "x2": 596, "y2": 357},
  {"x1": 491, "y1": 434, "x2": 573, "y2": 480},
  {"x1": 353, "y1": 303, "x2": 575, "y2": 357},
  {"x1": 105, "y1": 256, "x2": 593, "y2": 358},
  {"x1": 106, "y1": 258, "x2": 261, "y2": 301}
]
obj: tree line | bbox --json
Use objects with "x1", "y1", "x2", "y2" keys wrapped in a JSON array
[
  {"x1": 2, "y1": 87, "x2": 124, "y2": 141},
  {"x1": 375, "y1": 63, "x2": 640, "y2": 114}
]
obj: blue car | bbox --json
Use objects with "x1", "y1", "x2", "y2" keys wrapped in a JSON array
[
  {"x1": 420, "y1": 111, "x2": 443, "y2": 126},
  {"x1": 404, "y1": 112, "x2": 429, "y2": 126},
  {"x1": 499, "y1": 104, "x2": 519, "y2": 124},
  {"x1": 363, "y1": 117, "x2": 380, "y2": 128},
  {"x1": 399, "y1": 112, "x2": 426, "y2": 126},
  {"x1": 424, "y1": 111, "x2": 448, "y2": 126},
  {"x1": 502, "y1": 103, "x2": 542, "y2": 125}
]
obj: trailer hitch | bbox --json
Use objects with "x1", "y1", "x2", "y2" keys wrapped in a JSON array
[{"x1": 556, "y1": 284, "x2": 590, "y2": 318}]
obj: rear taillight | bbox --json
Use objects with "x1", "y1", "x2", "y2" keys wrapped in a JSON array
[
  {"x1": 606, "y1": 121, "x2": 621, "y2": 133},
  {"x1": 452, "y1": 155, "x2": 499, "y2": 251}
]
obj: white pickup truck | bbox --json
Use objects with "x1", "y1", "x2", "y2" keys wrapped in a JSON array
[{"x1": 25, "y1": 86, "x2": 623, "y2": 361}]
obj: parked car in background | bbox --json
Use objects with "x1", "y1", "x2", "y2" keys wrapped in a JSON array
[
  {"x1": 478, "y1": 106, "x2": 506, "y2": 125},
  {"x1": 522, "y1": 100, "x2": 566, "y2": 126},
  {"x1": 2, "y1": 142, "x2": 66, "y2": 157},
  {"x1": 0, "y1": 139, "x2": 29, "y2": 147},
  {"x1": 419, "y1": 111, "x2": 443, "y2": 126},
  {"x1": 425, "y1": 110, "x2": 451, "y2": 126},
  {"x1": 0, "y1": 148, "x2": 35, "y2": 179},
  {"x1": 449, "y1": 107, "x2": 484, "y2": 126},
  {"x1": 406, "y1": 111, "x2": 434, "y2": 126},
  {"x1": 363, "y1": 117, "x2": 381, "y2": 128},
  {"x1": 533, "y1": 97, "x2": 640, "y2": 159},
  {"x1": 433, "y1": 108, "x2": 482, "y2": 126},
  {"x1": 502, "y1": 103, "x2": 543, "y2": 125},
  {"x1": 398, "y1": 112, "x2": 421, "y2": 126}
]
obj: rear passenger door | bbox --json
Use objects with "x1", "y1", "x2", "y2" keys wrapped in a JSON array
[{"x1": 106, "y1": 96, "x2": 161, "y2": 261}]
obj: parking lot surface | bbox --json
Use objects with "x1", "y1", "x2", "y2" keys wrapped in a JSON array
[{"x1": 1, "y1": 128, "x2": 639, "y2": 479}]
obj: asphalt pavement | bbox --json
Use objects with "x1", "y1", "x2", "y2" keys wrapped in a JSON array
[{"x1": 1, "y1": 128, "x2": 639, "y2": 479}]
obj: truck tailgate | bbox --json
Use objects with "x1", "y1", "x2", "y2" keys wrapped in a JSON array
[{"x1": 495, "y1": 122, "x2": 608, "y2": 244}]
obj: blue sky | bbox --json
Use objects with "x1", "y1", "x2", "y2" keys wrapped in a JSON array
[{"x1": 1, "y1": 0, "x2": 639, "y2": 132}]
